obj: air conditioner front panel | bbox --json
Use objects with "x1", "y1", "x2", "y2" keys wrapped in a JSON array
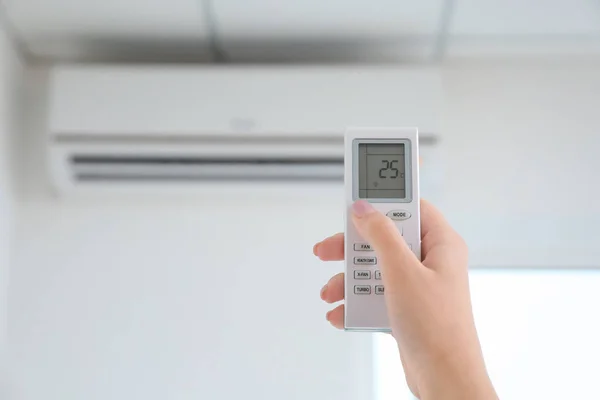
[{"x1": 49, "y1": 65, "x2": 442, "y2": 136}]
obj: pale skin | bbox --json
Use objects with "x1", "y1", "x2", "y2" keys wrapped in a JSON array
[{"x1": 313, "y1": 199, "x2": 499, "y2": 400}]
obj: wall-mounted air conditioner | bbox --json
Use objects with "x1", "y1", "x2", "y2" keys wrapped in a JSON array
[{"x1": 47, "y1": 64, "x2": 442, "y2": 194}]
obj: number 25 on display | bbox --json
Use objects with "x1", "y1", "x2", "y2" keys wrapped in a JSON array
[{"x1": 379, "y1": 160, "x2": 404, "y2": 179}]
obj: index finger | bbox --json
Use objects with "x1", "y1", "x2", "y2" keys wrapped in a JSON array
[{"x1": 313, "y1": 233, "x2": 344, "y2": 261}]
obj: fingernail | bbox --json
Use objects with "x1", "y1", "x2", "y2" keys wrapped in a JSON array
[
  {"x1": 313, "y1": 243, "x2": 321, "y2": 256},
  {"x1": 352, "y1": 200, "x2": 375, "y2": 217},
  {"x1": 320, "y1": 285, "x2": 328, "y2": 299}
]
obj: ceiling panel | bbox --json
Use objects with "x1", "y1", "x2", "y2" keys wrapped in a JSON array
[
  {"x1": 211, "y1": 0, "x2": 445, "y2": 62},
  {"x1": 451, "y1": 0, "x2": 600, "y2": 36},
  {"x1": 3, "y1": 0, "x2": 210, "y2": 61},
  {"x1": 213, "y1": 0, "x2": 444, "y2": 39}
]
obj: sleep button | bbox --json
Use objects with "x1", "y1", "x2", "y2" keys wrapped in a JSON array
[{"x1": 387, "y1": 210, "x2": 411, "y2": 221}]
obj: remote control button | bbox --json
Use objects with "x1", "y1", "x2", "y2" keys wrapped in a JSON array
[
  {"x1": 375, "y1": 285, "x2": 385, "y2": 295},
  {"x1": 386, "y1": 210, "x2": 411, "y2": 221},
  {"x1": 354, "y1": 270, "x2": 371, "y2": 279},
  {"x1": 353, "y1": 243, "x2": 373, "y2": 251},
  {"x1": 354, "y1": 256, "x2": 377, "y2": 265},
  {"x1": 375, "y1": 270, "x2": 382, "y2": 280},
  {"x1": 354, "y1": 285, "x2": 371, "y2": 295}
]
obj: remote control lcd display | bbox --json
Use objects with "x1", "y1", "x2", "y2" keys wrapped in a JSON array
[{"x1": 358, "y1": 143, "x2": 406, "y2": 199}]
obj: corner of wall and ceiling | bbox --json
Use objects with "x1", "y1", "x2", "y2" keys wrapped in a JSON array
[{"x1": 0, "y1": 0, "x2": 35, "y2": 64}]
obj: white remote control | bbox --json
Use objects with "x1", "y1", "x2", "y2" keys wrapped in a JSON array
[{"x1": 344, "y1": 127, "x2": 421, "y2": 332}]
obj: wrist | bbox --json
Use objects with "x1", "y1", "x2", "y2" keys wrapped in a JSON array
[{"x1": 418, "y1": 349, "x2": 497, "y2": 400}]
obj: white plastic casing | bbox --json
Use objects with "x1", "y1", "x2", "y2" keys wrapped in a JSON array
[{"x1": 344, "y1": 127, "x2": 421, "y2": 332}]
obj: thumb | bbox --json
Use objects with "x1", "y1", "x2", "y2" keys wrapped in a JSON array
[{"x1": 351, "y1": 200, "x2": 419, "y2": 279}]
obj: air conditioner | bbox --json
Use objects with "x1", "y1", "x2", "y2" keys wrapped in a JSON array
[{"x1": 47, "y1": 64, "x2": 442, "y2": 194}]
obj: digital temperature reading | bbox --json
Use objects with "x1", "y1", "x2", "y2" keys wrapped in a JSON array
[{"x1": 358, "y1": 143, "x2": 406, "y2": 199}]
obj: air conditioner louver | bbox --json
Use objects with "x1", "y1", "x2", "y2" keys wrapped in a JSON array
[
  {"x1": 50, "y1": 134, "x2": 347, "y2": 188},
  {"x1": 70, "y1": 154, "x2": 344, "y2": 183}
]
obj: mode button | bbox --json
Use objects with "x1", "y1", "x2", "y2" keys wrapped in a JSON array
[{"x1": 386, "y1": 210, "x2": 411, "y2": 221}]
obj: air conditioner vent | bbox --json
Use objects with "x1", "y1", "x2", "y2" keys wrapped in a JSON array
[{"x1": 69, "y1": 154, "x2": 344, "y2": 183}]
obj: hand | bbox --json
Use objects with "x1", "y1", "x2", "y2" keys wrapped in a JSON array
[{"x1": 313, "y1": 199, "x2": 498, "y2": 400}]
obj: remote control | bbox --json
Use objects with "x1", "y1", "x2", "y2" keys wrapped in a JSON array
[{"x1": 344, "y1": 127, "x2": 421, "y2": 332}]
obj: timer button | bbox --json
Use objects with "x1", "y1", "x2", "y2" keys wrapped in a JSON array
[{"x1": 386, "y1": 210, "x2": 411, "y2": 221}]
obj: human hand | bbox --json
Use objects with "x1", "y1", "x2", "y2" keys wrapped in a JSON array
[{"x1": 313, "y1": 199, "x2": 498, "y2": 400}]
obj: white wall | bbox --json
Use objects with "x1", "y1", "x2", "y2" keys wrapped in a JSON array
[
  {"x1": 10, "y1": 197, "x2": 373, "y2": 400},
  {"x1": 377, "y1": 269, "x2": 600, "y2": 400},
  {"x1": 9, "y1": 70, "x2": 375, "y2": 400},
  {"x1": 0, "y1": 21, "x2": 23, "y2": 398},
  {"x1": 440, "y1": 58, "x2": 600, "y2": 268},
  {"x1": 8, "y1": 57, "x2": 600, "y2": 399}
]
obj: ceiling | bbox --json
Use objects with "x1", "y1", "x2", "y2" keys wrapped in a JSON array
[{"x1": 2, "y1": 0, "x2": 600, "y2": 63}]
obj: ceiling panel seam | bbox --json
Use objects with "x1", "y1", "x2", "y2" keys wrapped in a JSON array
[
  {"x1": 433, "y1": 0, "x2": 456, "y2": 62},
  {"x1": 199, "y1": 0, "x2": 229, "y2": 62}
]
